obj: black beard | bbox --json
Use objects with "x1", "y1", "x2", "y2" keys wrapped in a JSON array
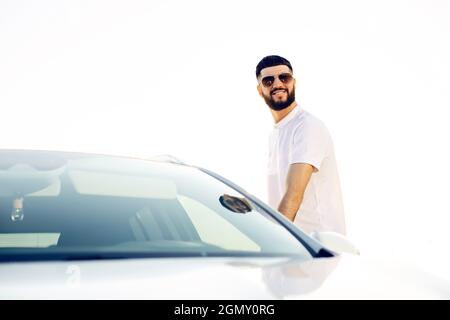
[{"x1": 264, "y1": 90, "x2": 295, "y2": 111}]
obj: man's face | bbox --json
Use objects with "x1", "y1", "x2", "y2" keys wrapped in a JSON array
[{"x1": 257, "y1": 65, "x2": 296, "y2": 111}]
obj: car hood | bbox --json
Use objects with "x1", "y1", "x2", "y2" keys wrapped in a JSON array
[{"x1": 0, "y1": 255, "x2": 449, "y2": 299}]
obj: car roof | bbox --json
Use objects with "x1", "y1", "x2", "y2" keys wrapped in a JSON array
[{"x1": 0, "y1": 149, "x2": 187, "y2": 166}]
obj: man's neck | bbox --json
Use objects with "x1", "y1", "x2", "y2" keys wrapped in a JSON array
[{"x1": 270, "y1": 102, "x2": 297, "y2": 124}]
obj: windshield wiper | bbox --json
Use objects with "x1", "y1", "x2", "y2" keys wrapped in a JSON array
[
  {"x1": 0, "y1": 251, "x2": 308, "y2": 262},
  {"x1": 0, "y1": 251, "x2": 209, "y2": 262}
]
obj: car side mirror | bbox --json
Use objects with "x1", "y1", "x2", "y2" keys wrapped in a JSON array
[{"x1": 310, "y1": 231, "x2": 360, "y2": 256}]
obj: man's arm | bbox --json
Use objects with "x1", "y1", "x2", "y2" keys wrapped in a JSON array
[{"x1": 277, "y1": 163, "x2": 315, "y2": 222}]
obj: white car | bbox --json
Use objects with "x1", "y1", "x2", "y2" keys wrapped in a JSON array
[{"x1": 0, "y1": 149, "x2": 449, "y2": 299}]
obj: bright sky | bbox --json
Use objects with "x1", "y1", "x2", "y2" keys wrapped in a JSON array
[{"x1": 1, "y1": 0, "x2": 450, "y2": 281}]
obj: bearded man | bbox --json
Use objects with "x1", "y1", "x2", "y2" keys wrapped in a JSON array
[{"x1": 256, "y1": 55, "x2": 346, "y2": 235}]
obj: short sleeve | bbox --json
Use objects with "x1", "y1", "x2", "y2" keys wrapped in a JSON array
[{"x1": 289, "y1": 118, "x2": 331, "y2": 171}]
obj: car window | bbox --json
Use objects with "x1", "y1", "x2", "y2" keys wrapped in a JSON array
[
  {"x1": 178, "y1": 195, "x2": 261, "y2": 252},
  {"x1": 0, "y1": 153, "x2": 312, "y2": 261}
]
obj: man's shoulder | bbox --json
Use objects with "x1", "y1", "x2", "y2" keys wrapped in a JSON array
[{"x1": 294, "y1": 109, "x2": 328, "y2": 131}]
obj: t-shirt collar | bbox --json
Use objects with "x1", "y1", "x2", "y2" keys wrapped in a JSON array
[{"x1": 274, "y1": 104, "x2": 302, "y2": 129}]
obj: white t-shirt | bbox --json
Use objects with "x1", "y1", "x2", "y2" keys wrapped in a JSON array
[{"x1": 267, "y1": 105, "x2": 346, "y2": 235}]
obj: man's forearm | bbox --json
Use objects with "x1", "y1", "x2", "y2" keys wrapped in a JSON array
[
  {"x1": 277, "y1": 163, "x2": 313, "y2": 222},
  {"x1": 277, "y1": 193, "x2": 303, "y2": 222}
]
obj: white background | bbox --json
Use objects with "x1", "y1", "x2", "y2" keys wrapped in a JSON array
[{"x1": 1, "y1": 0, "x2": 449, "y2": 281}]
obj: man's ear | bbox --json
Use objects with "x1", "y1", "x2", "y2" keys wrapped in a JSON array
[{"x1": 257, "y1": 84, "x2": 263, "y2": 97}]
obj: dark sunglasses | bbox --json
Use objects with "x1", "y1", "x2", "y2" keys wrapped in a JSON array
[{"x1": 260, "y1": 73, "x2": 293, "y2": 88}]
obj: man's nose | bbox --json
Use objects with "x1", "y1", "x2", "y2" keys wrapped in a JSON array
[{"x1": 272, "y1": 76, "x2": 284, "y2": 87}]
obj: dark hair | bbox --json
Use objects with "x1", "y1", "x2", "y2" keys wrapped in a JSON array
[{"x1": 255, "y1": 55, "x2": 293, "y2": 78}]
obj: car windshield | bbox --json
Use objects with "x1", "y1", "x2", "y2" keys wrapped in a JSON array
[{"x1": 0, "y1": 151, "x2": 312, "y2": 262}]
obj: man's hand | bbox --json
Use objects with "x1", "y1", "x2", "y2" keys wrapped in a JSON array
[{"x1": 277, "y1": 163, "x2": 315, "y2": 222}]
